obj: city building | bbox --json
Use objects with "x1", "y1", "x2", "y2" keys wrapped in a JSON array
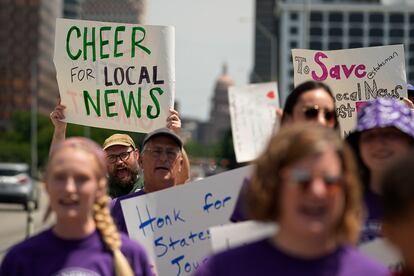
[
  {"x1": 252, "y1": 0, "x2": 414, "y2": 104},
  {"x1": 64, "y1": 0, "x2": 146, "y2": 24},
  {"x1": 0, "y1": 0, "x2": 62, "y2": 129},
  {"x1": 0, "y1": 0, "x2": 147, "y2": 130},
  {"x1": 202, "y1": 64, "x2": 235, "y2": 145}
]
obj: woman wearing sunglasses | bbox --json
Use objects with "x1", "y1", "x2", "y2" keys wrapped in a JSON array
[
  {"x1": 195, "y1": 124, "x2": 387, "y2": 276},
  {"x1": 230, "y1": 81, "x2": 339, "y2": 222},
  {"x1": 346, "y1": 97, "x2": 414, "y2": 243},
  {"x1": 281, "y1": 80, "x2": 339, "y2": 129},
  {"x1": 0, "y1": 138, "x2": 152, "y2": 276}
]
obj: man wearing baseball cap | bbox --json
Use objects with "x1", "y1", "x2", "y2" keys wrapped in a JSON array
[
  {"x1": 103, "y1": 133, "x2": 143, "y2": 198},
  {"x1": 110, "y1": 127, "x2": 185, "y2": 233},
  {"x1": 49, "y1": 101, "x2": 184, "y2": 198}
]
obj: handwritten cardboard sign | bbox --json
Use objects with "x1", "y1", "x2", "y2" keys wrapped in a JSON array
[
  {"x1": 292, "y1": 45, "x2": 407, "y2": 136},
  {"x1": 54, "y1": 18, "x2": 175, "y2": 133},
  {"x1": 121, "y1": 166, "x2": 252, "y2": 276},
  {"x1": 210, "y1": 221, "x2": 277, "y2": 253},
  {"x1": 359, "y1": 238, "x2": 402, "y2": 272},
  {"x1": 228, "y1": 82, "x2": 280, "y2": 163}
]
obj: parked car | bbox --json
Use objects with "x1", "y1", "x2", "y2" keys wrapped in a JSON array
[{"x1": 0, "y1": 163, "x2": 39, "y2": 210}]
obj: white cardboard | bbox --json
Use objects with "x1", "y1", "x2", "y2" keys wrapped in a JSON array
[
  {"x1": 121, "y1": 166, "x2": 252, "y2": 276},
  {"x1": 54, "y1": 18, "x2": 175, "y2": 133},
  {"x1": 292, "y1": 45, "x2": 407, "y2": 136},
  {"x1": 228, "y1": 82, "x2": 280, "y2": 163}
]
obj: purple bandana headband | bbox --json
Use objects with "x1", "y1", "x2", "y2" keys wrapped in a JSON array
[{"x1": 354, "y1": 97, "x2": 414, "y2": 139}]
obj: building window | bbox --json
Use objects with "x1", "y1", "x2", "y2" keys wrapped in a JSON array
[
  {"x1": 409, "y1": 58, "x2": 414, "y2": 66},
  {"x1": 409, "y1": 43, "x2": 414, "y2": 51},
  {"x1": 329, "y1": 12, "x2": 343, "y2": 23},
  {"x1": 329, "y1": 28, "x2": 343, "y2": 36},
  {"x1": 310, "y1": 41, "x2": 322, "y2": 50},
  {"x1": 310, "y1": 12, "x2": 323, "y2": 22},
  {"x1": 290, "y1": 12, "x2": 298, "y2": 20},
  {"x1": 369, "y1": 42, "x2": 382, "y2": 47},
  {"x1": 410, "y1": 29, "x2": 414, "y2": 37},
  {"x1": 369, "y1": 28, "x2": 383, "y2": 37},
  {"x1": 410, "y1": 14, "x2": 414, "y2": 23},
  {"x1": 310, "y1": 27, "x2": 322, "y2": 36},
  {"x1": 349, "y1": 13, "x2": 363, "y2": 23},
  {"x1": 290, "y1": 27, "x2": 298, "y2": 34},
  {"x1": 389, "y1": 13, "x2": 404, "y2": 23},
  {"x1": 389, "y1": 29, "x2": 404, "y2": 37},
  {"x1": 409, "y1": 72, "x2": 414, "y2": 81},
  {"x1": 329, "y1": 42, "x2": 342, "y2": 50},
  {"x1": 290, "y1": 41, "x2": 298, "y2": 48},
  {"x1": 349, "y1": 42, "x2": 363, "y2": 48},
  {"x1": 349, "y1": 28, "x2": 363, "y2": 36},
  {"x1": 369, "y1": 13, "x2": 384, "y2": 23}
]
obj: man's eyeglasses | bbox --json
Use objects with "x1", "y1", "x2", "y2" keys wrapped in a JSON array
[
  {"x1": 106, "y1": 150, "x2": 134, "y2": 164},
  {"x1": 144, "y1": 147, "x2": 180, "y2": 161},
  {"x1": 303, "y1": 105, "x2": 336, "y2": 123},
  {"x1": 289, "y1": 169, "x2": 343, "y2": 194}
]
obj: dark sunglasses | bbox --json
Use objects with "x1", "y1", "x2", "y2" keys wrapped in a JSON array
[
  {"x1": 289, "y1": 169, "x2": 343, "y2": 193},
  {"x1": 303, "y1": 105, "x2": 336, "y2": 122}
]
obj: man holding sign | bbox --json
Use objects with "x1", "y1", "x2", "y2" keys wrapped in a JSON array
[
  {"x1": 49, "y1": 102, "x2": 184, "y2": 198},
  {"x1": 110, "y1": 127, "x2": 185, "y2": 234}
]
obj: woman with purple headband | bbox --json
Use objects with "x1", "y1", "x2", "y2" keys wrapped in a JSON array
[
  {"x1": 0, "y1": 137, "x2": 152, "y2": 276},
  {"x1": 346, "y1": 97, "x2": 414, "y2": 243}
]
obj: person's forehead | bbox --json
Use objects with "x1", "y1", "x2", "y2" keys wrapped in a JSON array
[
  {"x1": 104, "y1": 145, "x2": 132, "y2": 155},
  {"x1": 298, "y1": 88, "x2": 334, "y2": 105},
  {"x1": 147, "y1": 135, "x2": 180, "y2": 148}
]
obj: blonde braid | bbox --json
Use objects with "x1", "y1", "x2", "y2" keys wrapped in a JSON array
[{"x1": 94, "y1": 195, "x2": 134, "y2": 276}]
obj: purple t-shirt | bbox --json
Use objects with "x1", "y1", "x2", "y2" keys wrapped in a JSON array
[
  {"x1": 194, "y1": 239, "x2": 388, "y2": 276},
  {"x1": 0, "y1": 228, "x2": 152, "y2": 276},
  {"x1": 360, "y1": 188, "x2": 383, "y2": 243},
  {"x1": 111, "y1": 189, "x2": 146, "y2": 234},
  {"x1": 229, "y1": 177, "x2": 250, "y2": 222}
]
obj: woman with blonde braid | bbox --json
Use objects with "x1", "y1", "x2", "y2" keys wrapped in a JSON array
[{"x1": 0, "y1": 137, "x2": 152, "y2": 276}]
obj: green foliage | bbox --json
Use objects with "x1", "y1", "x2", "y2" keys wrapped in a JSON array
[{"x1": 0, "y1": 111, "x2": 146, "y2": 175}]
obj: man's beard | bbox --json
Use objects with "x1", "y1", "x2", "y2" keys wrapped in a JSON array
[{"x1": 108, "y1": 164, "x2": 140, "y2": 189}]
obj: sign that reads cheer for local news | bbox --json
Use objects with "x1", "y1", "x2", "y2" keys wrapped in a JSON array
[
  {"x1": 292, "y1": 45, "x2": 407, "y2": 136},
  {"x1": 54, "y1": 18, "x2": 175, "y2": 133},
  {"x1": 121, "y1": 166, "x2": 251, "y2": 276}
]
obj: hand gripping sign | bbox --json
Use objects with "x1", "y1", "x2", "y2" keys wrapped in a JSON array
[{"x1": 54, "y1": 18, "x2": 175, "y2": 133}]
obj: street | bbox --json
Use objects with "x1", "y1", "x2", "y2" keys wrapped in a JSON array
[{"x1": 0, "y1": 184, "x2": 53, "y2": 263}]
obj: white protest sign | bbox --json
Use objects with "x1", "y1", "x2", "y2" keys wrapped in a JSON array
[
  {"x1": 228, "y1": 82, "x2": 280, "y2": 163},
  {"x1": 121, "y1": 165, "x2": 252, "y2": 276},
  {"x1": 292, "y1": 45, "x2": 407, "y2": 136},
  {"x1": 359, "y1": 238, "x2": 403, "y2": 271},
  {"x1": 210, "y1": 221, "x2": 277, "y2": 253},
  {"x1": 54, "y1": 18, "x2": 174, "y2": 133}
]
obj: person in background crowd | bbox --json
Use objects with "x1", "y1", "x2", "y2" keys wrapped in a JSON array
[
  {"x1": 231, "y1": 80, "x2": 339, "y2": 222},
  {"x1": 406, "y1": 83, "x2": 414, "y2": 107},
  {"x1": 346, "y1": 97, "x2": 414, "y2": 243},
  {"x1": 381, "y1": 150, "x2": 414, "y2": 276},
  {"x1": 281, "y1": 80, "x2": 339, "y2": 129},
  {"x1": 110, "y1": 128, "x2": 184, "y2": 233},
  {"x1": 195, "y1": 124, "x2": 387, "y2": 276},
  {"x1": 49, "y1": 101, "x2": 189, "y2": 198},
  {"x1": 103, "y1": 133, "x2": 143, "y2": 198},
  {"x1": 0, "y1": 138, "x2": 152, "y2": 276}
]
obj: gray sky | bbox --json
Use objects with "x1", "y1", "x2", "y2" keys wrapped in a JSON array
[{"x1": 147, "y1": 0, "x2": 254, "y2": 121}]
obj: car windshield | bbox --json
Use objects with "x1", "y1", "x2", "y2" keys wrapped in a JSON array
[{"x1": 0, "y1": 169, "x2": 28, "y2": 176}]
